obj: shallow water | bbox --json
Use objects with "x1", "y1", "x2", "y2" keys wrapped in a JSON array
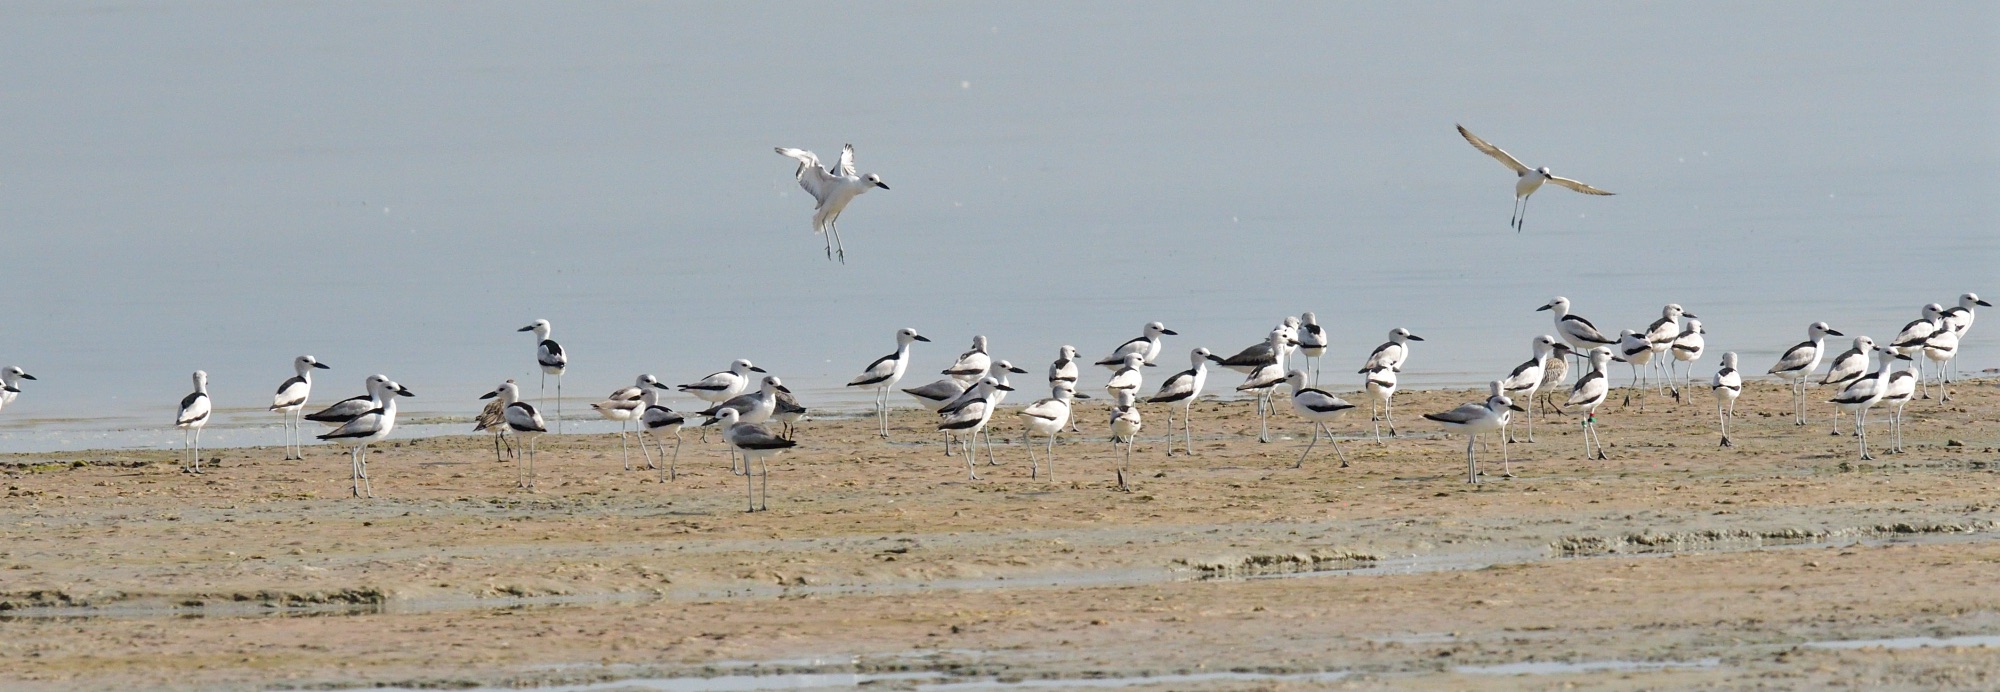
[{"x1": 0, "y1": 3, "x2": 1993, "y2": 453}]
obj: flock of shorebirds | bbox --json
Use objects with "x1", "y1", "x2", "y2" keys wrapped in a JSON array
[{"x1": 143, "y1": 290, "x2": 1986, "y2": 510}]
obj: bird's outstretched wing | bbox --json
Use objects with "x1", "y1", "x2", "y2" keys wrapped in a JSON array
[
  {"x1": 1457, "y1": 125, "x2": 1529, "y2": 174},
  {"x1": 775, "y1": 147, "x2": 836, "y2": 205},
  {"x1": 837, "y1": 144, "x2": 857, "y2": 177},
  {"x1": 1548, "y1": 175, "x2": 1614, "y2": 195}
]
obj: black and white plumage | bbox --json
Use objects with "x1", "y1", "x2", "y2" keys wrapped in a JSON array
[
  {"x1": 1018, "y1": 382, "x2": 1088, "y2": 481},
  {"x1": 175, "y1": 370, "x2": 212, "y2": 474},
  {"x1": 942, "y1": 335, "x2": 992, "y2": 383},
  {"x1": 1211, "y1": 324, "x2": 1293, "y2": 375},
  {"x1": 638, "y1": 387, "x2": 689, "y2": 482},
  {"x1": 1767, "y1": 321, "x2": 1842, "y2": 425},
  {"x1": 775, "y1": 143, "x2": 890, "y2": 264},
  {"x1": 592, "y1": 373, "x2": 662, "y2": 471},
  {"x1": 1148, "y1": 347, "x2": 1212, "y2": 456},
  {"x1": 1711, "y1": 352, "x2": 1742, "y2": 448},
  {"x1": 305, "y1": 374, "x2": 396, "y2": 428},
  {"x1": 1566, "y1": 347, "x2": 1617, "y2": 460},
  {"x1": 1889, "y1": 304, "x2": 1945, "y2": 398},
  {"x1": 1819, "y1": 337, "x2": 1877, "y2": 435},
  {"x1": 1425, "y1": 384, "x2": 1523, "y2": 483},
  {"x1": 845, "y1": 328, "x2": 930, "y2": 438},
  {"x1": 1360, "y1": 328, "x2": 1424, "y2": 374},
  {"x1": 518, "y1": 319, "x2": 567, "y2": 432},
  {"x1": 1922, "y1": 320, "x2": 1960, "y2": 402},
  {"x1": 1456, "y1": 124, "x2": 1614, "y2": 232},
  {"x1": 1095, "y1": 321, "x2": 1177, "y2": 370},
  {"x1": 474, "y1": 379, "x2": 517, "y2": 462},
  {"x1": 481, "y1": 380, "x2": 548, "y2": 490},
  {"x1": 1109, "y1": 389, "x2": 1142, "y2": 491},
  {"x1": 1297, "y1": 312, "x2": 1329, "y2": 384},
  {"x1": 1102, "y1": 353, "x2": 1147, "y2": 402},
  {"x1": 1360, "y1": 363, "x2": 1399, "y2": 442},
  {"x1": 1538, "y1": 297, "x2": 1620, "y2": 362},
  {"x1": 1829, "y1": 347, "x2": 1907, "y2": 460},
  {"x1": 711, "y1": 407, "x2": 796, "y2": 512},
  {"x1": 1875, "y1": 353, "x2": 1920, "y2": 454},
  {"x1": 0, "y1": 365, "x2": 30, "y2": 412},
  {"x1": 317, "y1": 375, "x2": 414, "y2": 499},
  {"x1": 1224, "y1": 329, "x2": 1298, "y2": 444},
  {"x1": 938, "y1": 377, "x2": 1012, "y2": 479},
  {"x1": 1286, "y1": 370, "x2": 1356, "y2": 469},
  {"x1": 940, "y1": 360, "x2": 1028, "y2": 414},
  {"x1": 1644, "y1": 305, "x2": 1694, "y2": 395},
  {"x1": 1940, "y1": 293, "x2": 1990, "y2": 383},
  {"x1": 1669, "y1": 317, "x2": 1706, "y2": 401},
  {"x1": 679, "y1": 359, "x2": 767, "y2": 407},
  {"x1": 1048, "y1": 345, "x2": 1081, "y2": 388},
  {"x1": 269, "y1": 355, "x2": 331, "y2": 461},
  {"x1": 1498, "y1": 336, "x2": 1565, "y2": 443},
  {"x1": 1616, "y1": 329, "x2": 1655, "y2": 406},
  {"x1": 702, "y1": 376, "x2": 791, "y2": 473}
]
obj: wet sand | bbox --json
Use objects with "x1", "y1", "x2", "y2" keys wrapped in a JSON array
[{"x1": 3, "y1": 379, "x2": 1999, "y2": 689}]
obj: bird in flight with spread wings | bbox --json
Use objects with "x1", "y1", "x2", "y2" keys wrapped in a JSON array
[
  {"x1": 774, "y1": 144, "x2": 890, "y2": 263},
  {"x1": 1457, "y1": 124, "x2": 1613, "y2": 232}
]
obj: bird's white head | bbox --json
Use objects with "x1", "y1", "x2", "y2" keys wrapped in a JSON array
[
  {"x1": 863, "y1": 173, "x2": 889, "y2": 190},
  {"x1": 1190, "y1": 347, "x2": 1213, "y2": 365},
  {"x1": 898, "y1": 328, "x2": 931, "y2": 345},
  {"x1": 733, "y1": 359, "x2": 766, "y2": 375},
  {"x1": 1721, "y1": 351, "x2": 1738, "y2": 368},
  {"x1": 519, "y1": 319, "x2": 553, "y2": 339},
  {"x1": 192, "y1": 370, "x2": 209, "y2": 391},
  {"x1": 1962, "y1": 293, "x2": 1991, "y2": 308},
  {"x1": 1146, "y1": 321, "x2": 1177, "y2": 337},
  {"x1": 1538, "y1": 296, "x2": 1570, "y2": 315}
]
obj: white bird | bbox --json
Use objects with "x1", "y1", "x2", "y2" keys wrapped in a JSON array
[
  {"x1": 1048, "y1": 344, "x2": 1081, "y2": 388},
  {"x1": 1286, "y1": 370, "x2": 1356, "y2": 469},
  {"x1": 317, "y1": 376, "x2": 414, "y2": 498},
  {"x1": 1360, "y1": 363, "x2": 1400, "y2": 442},
  {"x1": 1361, "y1": 327, "x2": 1424, "y2": 373},
  {"x1": 942, "y1": 335, "x2": 992, "y2": 383},
  {"x1": 591, "y1": 373, "x2": 662, "y2": 471},
  {"x1": 846, "y1": 328, "x2": 931, "y2": 438},
  {"x1": 1498, "y1": 336, "x2": 1565, "y2": 443},
  {"x1": 1109, "y1": 389, "x2": 1143, "y2": 491},
  {"x1": 711, "y1": 407, "x2": 795, "y2": 512},
  {"x1": 175, "y1": 370, "x2": 211, "y2": 474},
  {"x1": 1148, "y1": 347, "x2": 1212, "y2": 456},
  {"x1": 1669, "y1": 317, "x2": 1706, "y2": 401},
  {"x1": 1645, "y1": 305, "x2": 1694, "y2": 394},
  {"x1": 1018, "y1": 382, "x2": 1088, "y2": 481},
  {"x1": 1297, "y1": 312, "x2": 1329, "y2": 384},
  {"x1": 481, "y1": 380, "x2": 548, "y2": 490},
  {"x1": 1923, "y1": 321, "x2": 1960, "y2": 402},
  {"x1": 1712, "y1": 352, "x2": 1743, "y2": 448},
  {"x1": 775, "y1": 143, "x2": 890, "y2": 263},
  {"x1": 1888, "y1": 304, "x2": 1944, "y2": 395},
  {"x1": 0, "y1": 365, "x2": 29, "y2": 412},
  {"x1": 702, "y1": 375, "x2": 790, "y2": 473},
  {"x1": 638, "y1": 387, "x2": 689, "y2": 482},
  {"x1": 1819, "y1": 337, "x2": 1877, "y2": 435},
  {"x1": 305, "y1": 374, "x2": 397, "y2": 429},
  {"x1": 1456, "y1": 124, "x2": 1614, "y2": 232},
  {"x1": 1615, "y1": 329, "x2": 1655, "y2": 407},
  {"x1": 1095, "y1": 321, "x2": 1177, "y2": 370},
  {"x1": 938, "y1": 360, "x2": 1027, "y2": 461},
  {"x1": 1103, "y1": 353, "x2": 1147, "y2": 401},
  {"x1": 1768, "y1": 321, "x2": 1843, "y2": 425},
  {"x1": 268, "y1": 355, "x2": 330, "y2": 461},
  {"x1": 679, "y1": 359, "x2": 767, "y2": 409},
  {"x1": 518, "y1": 319, "x2": 567, "y2": 432},
  {"x1": 1228, "y1": 329, "x2": 1296, "y2": 443},
  {"x1": 1537, "y1": 297, "x2": 1620, "y2": 368},
  {"x1": 938, "y1": 377, "x2": 1012, "y2": 478},
  {"x1": 1940, "y1": 292, "x2": 1990, "y2": 383},
  {"x1": 1875, "y1": 352, "x2": 1920, "y2": 454},
  {"x1": 1567, "y1": 347, "x2": 1617, "y2": 460},
  {"x1": 1830, "y1": 347, "x2": 1906, "y2": 460},
  {"x1": 1425, "y1": 385, "x2": 1523, "y2": 483}
]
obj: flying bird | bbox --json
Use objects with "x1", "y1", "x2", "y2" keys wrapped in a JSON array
[
  {"x1": 775, "y1": 144, "x2": 890, "y2": 263},
  {"x1": 1457, "y1": 124, "x2": 1614, "y2": 231}
]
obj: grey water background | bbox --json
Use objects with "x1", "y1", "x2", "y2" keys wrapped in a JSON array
[{"x1": 0, "y1": 2, "x2": 1993, "y2": 453}]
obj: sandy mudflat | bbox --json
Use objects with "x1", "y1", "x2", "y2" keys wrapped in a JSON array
[{"x1": 3, "y1": 379, "x2": 1999, "y2": 690}]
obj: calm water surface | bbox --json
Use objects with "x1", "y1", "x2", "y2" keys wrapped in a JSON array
[{"x1": 0, "y1": 3, "x2": 1993, "y2": 452}]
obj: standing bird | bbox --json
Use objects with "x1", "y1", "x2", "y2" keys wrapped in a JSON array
[
  {"x1": 1229, "y1": 330, "x2": 1296, "y2": 443},
  {"x1": 1109, "y1": 389, "x2": 1143, "y2": 491},
  {"x1": 1712, "y1": 352, "x2": 1743, "y2": 447},
  {"x1": 1538, "y1": 297, "x2": 1619, "y2": 370},
  {"x1": 481, "y1": 380, "x2": 547, "y2": 490},
  {"x1": 1148, "y1": 347, "x2": 1212, "y2": 456},
  {"x1": 1818, "y1": 337, "x2": 1877, "y2": 435},
  {"x1": 1456, "y1": 124, "x2": 1614, "y2": 232},
  {"x1": 317, "y1": 376, "x2": 414, "y2": 498},
  {"x1": 269, "y1": 356, "x2": 330, "y2": 460},
  {"x1": 591, "y1": 373, "x2": 662, "y2": 470},
  {"x1": 1876, "y1": 353, "x2": 1920, "y2": 454},
  {"x1": 1567, "y1": 347, "x2": 1617, "y2": 460},
  {"x1": 1498, "y1": 336, "x2": 1564, "y2": 443},
  {"x1": 0, "y1": 366, "x2": 35, "y2": 415},
  {"x1": 702, "y1": 375, "x2": 791, "y2": 472},
  {"x1": 846, "y1": 328, "x2": 931, "y2": 438},
  {"x1": 1616, "y1": 329, "x2": 1655, "y2": 407},
  {"x1": 772, "y1": 388, "x2": 807, "y2": 439},
  {"x1": 1425, "y1": 385, "x2": 1523, "y2": 483},
  {"x1": 1644, "y1": 305, "x2": 1694, "y2": 394},
  {"x1": 942, "y1": 335, "x2": 992, "y2": 383},
  {"x1": 1536, "y1": 347, "x2": 1569, "y2": 415},
  {"x1": 1296, "y1": 312, "x2": 1329, "y2": 384},
  {"x1": 938, "y1": 377, "x2": 1012, "y2": 478},
  {"x1": 1095, "y1": 321, "x2": 1178, "y2": 370},
  {"x1": 1286, "y1": 370, "x2": 1356, "y2": 469},
  {"x1": 679, "y1": 359, "x2": 767, "y2": 411},
  {"x1": 305, "y1": 374, "x2": 398, "y2": 430},
  {"x1": 1768, "y1": 321, "x2": 1843, "y2": 425},
  {"x1": 1888, "y1": 304, "x2": 1945, "y2": 397},
  {"x1": 1669, "y1": 317, "x2": 1706, "y2": 401},
  {"x1": 1048, "y1": 345, "x2": 1081, "y2": 388},
  {"x1": 518, "y1": 319, "x2": 567, "y2": 432},
  {"x1": 710, "y1": 408, "x2": 795, "y2": 512},
  {"x1": 1361, "y1": 327, "x2": 1424, "y2": 373},
  {"x1": 1360, "y1": 364, "x2": 1400, "y2": 442},
  {"x1": 1923, "y1": 323, "x2": 1960, "y2": 402},
  {"x1": 473, "y1": 383, "x2": 516, "y2": 462},
  {"x1": 1939, "y1": 293, "x2": 1990, "y2": 383},
  {"x1": 1018, "y1": 382, "x2": 1088, "y2": 480},
  {"x1": 775, "y1": 144, "x2": 889, "y2": 263},
  {"x1": 1830, "y1": 347, "x2": 1906, "y2": 460},
  {"x1": 939, "y1": 360, "x2": 1027, "y2": 461},
  {"x1": 1103, "y1": 353, "x2": 1147, "y2": 402},
  {"x1": 638, "y1": 386, "x2": 688, "y2": 482},
  {"x1": 175, "y1": 370, "x2": 212, "y2": 474}
]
